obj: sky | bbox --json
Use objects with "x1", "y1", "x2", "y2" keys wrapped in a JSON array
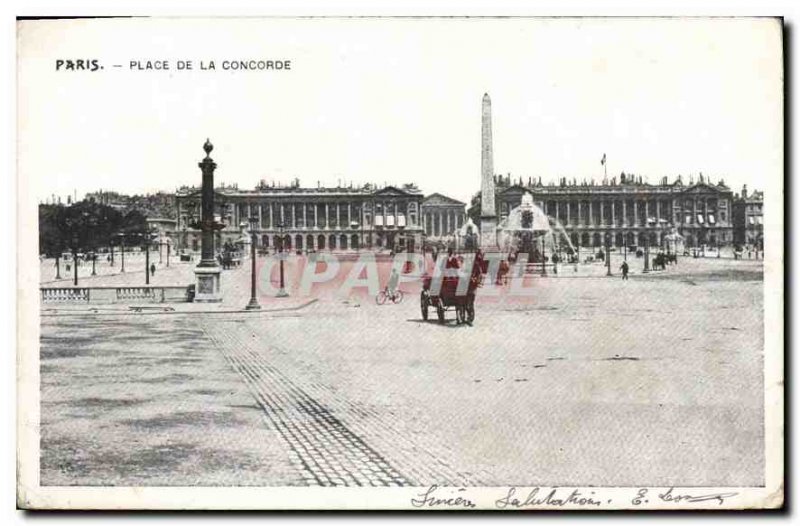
[{"x1": 18, "y1": 17, "x2": 782, "y2": 205}]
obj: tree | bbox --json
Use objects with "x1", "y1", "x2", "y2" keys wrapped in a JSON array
[
  {"x1": 39, "y1": 200, "x2": 127, "y2": 282},
  {"x1": 467, "y1": 192, "x2": 482, "y2": 225},
  {"x1": 39, "y1": 204, "x2": 67, "y2": 279}
]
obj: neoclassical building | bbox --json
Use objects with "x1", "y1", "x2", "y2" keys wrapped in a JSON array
[
  {"x1": 472, "y1": 172, "x2": 736, "y2": 249},
  {"x1": 421, "y1": 193, "x2": 467, "y2": 242},
  {"x1": 733, "y1": 185, "x2": 764, "y2": 249},
  {"x1": 174, "y1": 182, "x2": 424, "y2": 253}
]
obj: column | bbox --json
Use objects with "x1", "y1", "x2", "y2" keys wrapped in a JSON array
[
  {"x1": 599, "y1": 201, "x2": 605, "y2": 226},
  {"x1": 673, "y1": 199, "x2": 678, "y2": 225},
  {"x1": 336, "y1": 202, "x2": 341, "y2": 229},
  {"x1": 446, "y1": 211, "x2": 451, "y2": 234},
  {"x1": 566, "y1": 202, "x2": 571, "y2": 225},
  {"x1": 348, "y1": 203, "x2": 352, "y2": 227},
  {"x1": 555, "y1": 201, "x2": 560, "y2": 223},
  {"x1": 622, "y1": 200, "x2": 627, "y2": 226},
  {"x1": 645, "y1": 200, "x2": 650, "y2": 225},
  {"x1": 280, "y1": 203, "x2": 285, "y2": 225},
  {"x1": 633, "y1": 200, "x2": 639, "y2": 226},
  {"x1": 258, "y1": 204, "x2": 263, "y2": 228},
  {"x1": 325, "y1": 204, "x2": 330, "y2": 229},
  {"x1": 303, "y1": 204, "x2": 307, "y2": 229}
]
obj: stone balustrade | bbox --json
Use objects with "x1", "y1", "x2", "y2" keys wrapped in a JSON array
[{"x1": 41, "y1": 285, "x2": 191, "y2": 304}]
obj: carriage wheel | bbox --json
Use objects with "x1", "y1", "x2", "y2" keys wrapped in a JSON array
[
  {"x1": 420, "y1": 292, "x2": 429, "y2": 320},
  {"x1": 392, "y1": 290, "x2": 404, "y2": 304},
  {"x1": 466, "y1": 297, "x2": 475, "y2": 323},
  {"x1": 376, "y1": 291, "x2": 387, "y2": 305},
  {"x1": 436, "y1": 302, "x2": 445, "y2": 324}
]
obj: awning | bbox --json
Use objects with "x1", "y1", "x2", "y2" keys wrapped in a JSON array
[
  {"x1": 386, "y1": 215, "x2": 395, "y2": 227},
  {"x1": 397, "y1": 214, "x2": 406, "y2": 227},
  {"x1": 748, "y1": 216, "x2": 755, "y2": 225},
  {"x1": 374, "y1": 215, "x2": 384, "y2": 227},
  {"x1": 708, "y1": 214, "x2": 716, "y2": 225},
  {"x1": 685, "y1": 214, "x2": 692, "y2": 224},
  {"x1": 697, "y1": 214, "x2": 704, "y2": 224},
  {"x1": 757, "y1": 216, "x2": 763, "y2": 225}
]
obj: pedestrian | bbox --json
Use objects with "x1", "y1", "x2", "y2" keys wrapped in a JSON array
[
  {"x1": 620, "y1": 260, "x2": 629, "y2": 280},
  {"x1": 150, "y1": 263, "x2": 156, "y2": 277},
  {"x1": 387, "y1": 267, "x2": 400, "y2": 297},
  {"x1": 445, "y1": 249, "x2": 460, "y2": 269}
]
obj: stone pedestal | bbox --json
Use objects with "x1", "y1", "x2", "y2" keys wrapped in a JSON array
[
  {"x1": 194, "y1": 265, "x2": 222, "y2": 302},
  {"x1": 480, "y1": 217, "x2": 498, "y2": 249}
]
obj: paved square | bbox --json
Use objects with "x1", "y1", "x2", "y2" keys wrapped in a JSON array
[{"x1": 39, "y1": 256, "x2": 764, "y2": 487}]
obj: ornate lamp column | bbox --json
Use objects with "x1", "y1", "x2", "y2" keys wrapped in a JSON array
[{"x1": 193, "y1": 139, "x2": 223, "y2": 302}]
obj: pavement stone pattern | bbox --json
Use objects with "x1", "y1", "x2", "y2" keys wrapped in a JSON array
[{"x1": 204, "y1": 325, "x2": 409, "y2": 486}]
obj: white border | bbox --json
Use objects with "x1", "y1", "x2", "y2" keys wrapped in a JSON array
[{"x1": 8, "y1": 3, "x2": 789, "y2": 515}]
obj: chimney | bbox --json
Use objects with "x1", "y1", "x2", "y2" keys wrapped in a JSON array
[{"x1": 742, "y1": 185, "x2": 748, "y2": 199}]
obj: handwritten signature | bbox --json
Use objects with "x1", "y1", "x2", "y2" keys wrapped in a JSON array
[
  {"x1": 633, "y1": 487, "x2": 739, "y2": 506},
  {"x1": 495, "y1": 487, "x2": 603, "y2": 508},
  {"x1": 411, "y1": 485, "x2": 476, "y2": 508}
]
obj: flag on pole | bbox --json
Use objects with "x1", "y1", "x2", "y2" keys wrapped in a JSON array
[{"x1": 601, "y1": 153, "x2": 606, "y2": 165}]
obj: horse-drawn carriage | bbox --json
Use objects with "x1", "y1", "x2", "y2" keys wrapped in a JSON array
[{"x1": 420, "y1": 263, "x2": 483, "y2": 324}]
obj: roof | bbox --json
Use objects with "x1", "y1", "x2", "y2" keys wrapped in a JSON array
[
  {"x1": 176, "y1": 184, "x2": 422, "y2": 198},
  {"x1": 496, "y1": 181, "x2": 732, "y2": 197},
  {"x1": 422, "y1": 193, "x2": 466, "y2": 206}
]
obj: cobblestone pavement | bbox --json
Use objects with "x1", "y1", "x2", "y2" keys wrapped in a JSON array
[
  {"x1": 39, "y1": 313, "x2": 305, "y2": 486},
  {"x1": 39, "y1": 257, "x2": 765, "y2": 487},
  {"x1": 204, "y1": 325, "x2": 409, "y2": 486}
]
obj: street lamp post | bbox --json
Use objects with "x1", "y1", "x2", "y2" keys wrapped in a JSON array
[
  {"x1": 71, "y1": 235, "x2": 79, "y2": 287},
  {"x1": 276, "y1": 221, "x2": 289, "y2": 297},
  {"x1": 91, "y1": 252, "x2": 96, "y2": 276},
  {"x1": 540, "y1": 236, "x2": 547, "y2": 276},
  {"x1": 643, "y1": 218, "x2": 654, "y2": 273},
  {"x1": 166, "y1": 238, "x2": 171, "y2": 267},
  {"x1": 246, "y1": 217, "x2": 261, "y2": 310},
  {"x1": 624, "y1": 234, "x2": 628, "y2": 262},
  {"x1": 351, "y1": 221, "x2": 360, "y2": 252},
  {"x1": 110, "y1": 243, "x2": 114, "y2": 267},
  {"x1": 145, "y1": 233, "x2": 151, "y2": 285},
  {"x1": 605, "y1": 234, "x2": 612, "y2": 276},
  {"x1": 118, "y1": 234, "x2": 126, "y2": 273}
]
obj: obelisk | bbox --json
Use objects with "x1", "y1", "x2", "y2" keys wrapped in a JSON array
[{"x1": 479, "y1": 93, "x2": 498, "y2": 249}]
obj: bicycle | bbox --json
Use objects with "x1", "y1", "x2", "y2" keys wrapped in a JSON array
[{"x1": 376, "y1": 287, "x2": 404, "y2": 305}]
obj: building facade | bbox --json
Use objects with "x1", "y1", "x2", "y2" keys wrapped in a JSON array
[
  {"x1": 732, "y1": 185, "x2": 764, "y2": 249},
  {"x1": 472, "y1": 173, "x2": 736, "y2": 249},
  {"x1": 175, "y1": 182, "x2": 424, "y2": 254},
  {"x1": 420, "y1": 193, "x2": 467, "y2": 242}
]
